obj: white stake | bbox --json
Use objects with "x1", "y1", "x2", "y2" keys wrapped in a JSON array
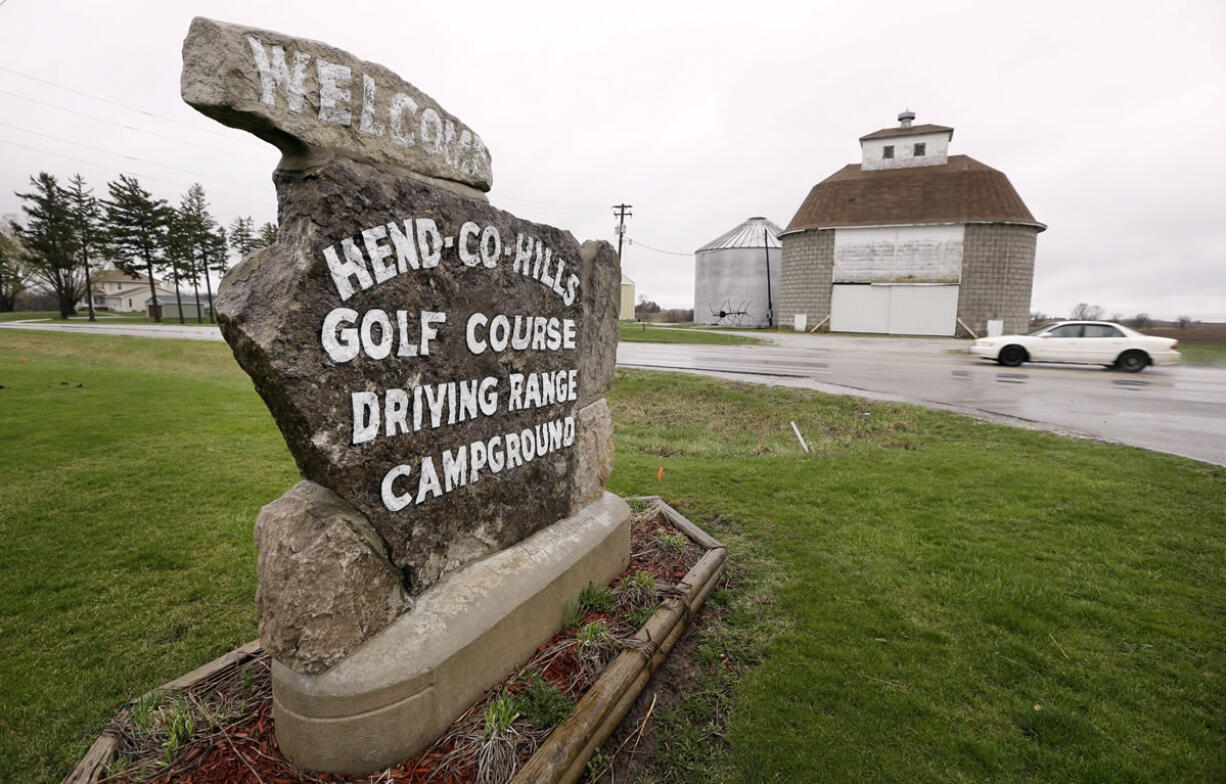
[{"x1": 790, "y1": 421, "x2": 810, "y2": 453}]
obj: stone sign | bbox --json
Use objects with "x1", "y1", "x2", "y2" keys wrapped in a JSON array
[
  {"x1": 182, "y1": 17, "x2": 491, "y2": 192},
  {"x1": 182, "y1": 16, "x2": 622, "y2": 688}
]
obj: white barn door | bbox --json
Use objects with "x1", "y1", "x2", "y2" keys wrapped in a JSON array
[{"x1": 830, "y1": 284, "x2": 958, "y2": 336}]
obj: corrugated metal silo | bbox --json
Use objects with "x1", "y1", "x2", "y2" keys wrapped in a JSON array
[{"x1": 693, "y1": 217, "x2": 782, "y2": 327}]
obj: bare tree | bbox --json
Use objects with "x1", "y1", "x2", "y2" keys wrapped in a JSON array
[
  {"x1": 635, "y1": 296, "x2": 661, "y2": 321},
  {"x1": 1130, "y1": 313, "x2": 1151, "y2": 330},
  {"x1": 1176, "y1": 315, "x2": 1193, "y2": 329},
  {"x1": 1070, "y1": 302, "x2": 1104, "y2": 320}
]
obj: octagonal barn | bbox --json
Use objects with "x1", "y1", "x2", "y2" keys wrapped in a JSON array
[
  {"x1": 694, "y1": 216, "x2": 782, "y2": 327},
  {"x1": 779, "y1": 112, "x2": 1044, "y2": 337}
]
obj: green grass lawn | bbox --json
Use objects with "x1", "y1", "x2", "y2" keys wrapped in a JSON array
[
  {"x1": 0, "y1": 310, "x2": 61, "y2": 322},
  {"x1": 1, "y1": 332, "x2": 1223, "y2": 783},
  {"x1": 1179, "y1": 343, "x2": 1226, "y2": 367},
  {"x1": 618, "y1": 322, "x2": 762, "y2": 345}
]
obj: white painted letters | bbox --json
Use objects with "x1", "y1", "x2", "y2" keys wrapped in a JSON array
[
  {"x1": 316, "y1": 58, "x2": 353, "y2": 125},
  {"x1": 246, "y1": 38, "x2": 310, "y2": 113}
]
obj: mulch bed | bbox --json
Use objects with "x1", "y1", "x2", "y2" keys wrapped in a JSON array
[{"x1": 99, "y1": 506, "x2": 703, "y2": 784}]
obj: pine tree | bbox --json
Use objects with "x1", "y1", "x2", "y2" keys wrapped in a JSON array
[
  {"x1": 176, "y1": 184, "x2": 216, "y2": 324},
  {"x1": 227, "y1": 216, "x2": 256, "y2": 259},
  {"x1": 12, "y1": 172, "x2": 82, "y2": 319},
  {"x1": 164, "y1": 210, "x2": 195, "y2": 324},
  {"x1": 256, "y1": 221, "x2": 278, "y2": 249},
  {"x1": 202, "y1": 224, "x2": 228, "y2": 322},
  {"x1": 65, "y1": 174, "x2": 103, "y2": 322},
  {"x1": 103, "y1": 175, "x2": 170, "y2": 322},
  {"x1": 0, "y1": 222, "x2": 26, "y2": 312}
]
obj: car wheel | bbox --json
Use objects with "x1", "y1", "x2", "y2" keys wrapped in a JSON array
[
  {"x1": 998, "y1": 345, "x2": 1026, "y2": 367},
  {"x1": 1117, "y1": 350, "x2": 1149, "y2": 373}
]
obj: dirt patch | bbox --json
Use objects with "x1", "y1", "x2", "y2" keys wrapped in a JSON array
[{"x1": 1140, "y1": 322, "x2": 1226, "y2": 345}]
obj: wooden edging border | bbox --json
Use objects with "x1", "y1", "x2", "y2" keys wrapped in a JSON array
[
  {"x1": 65, "y1": 497, "x2": 723, "y2": 784},
  {"x1": 511, "y1": 496, "x2": 727, "y2": 784},
  {"x1": 63, "y1": 640, "x2": 264, "y2": 784}
]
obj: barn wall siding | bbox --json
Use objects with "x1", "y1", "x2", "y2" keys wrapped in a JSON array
[
  {"x1": 779, "y1": 229, "x2": 834, "y2": 329},
  {"x1": 832, "y1": 224, "x2": 963, "y2": 283},
  {"x1": 957, "y1": 224, "x2": 1038, "y2": 336}
]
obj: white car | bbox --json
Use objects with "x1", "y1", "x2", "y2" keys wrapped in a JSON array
[{"x1": 970, "y1": 321, "x2": 1180, "y2": 372}]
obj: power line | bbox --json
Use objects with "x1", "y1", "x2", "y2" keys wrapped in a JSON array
[
  {"x1": 0, "y1": 64, "x2": 240, "y2": 141},
  {"x1": 626, "y1": 237, "x2": 692, "y2": 257},
  {"x1": 0, "y1": 120, "x2": 264, "y2": 190},
  {"x1": 0, "y1": 138, "x2": 273, "y2": 211},
  {"x1": 0, "y1": 88, "x2": 269, "y2": 162}
]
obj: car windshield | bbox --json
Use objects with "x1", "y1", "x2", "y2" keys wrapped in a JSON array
[{"x1": 1026, "y1": 325, "x2": 1053, "y2": 336}]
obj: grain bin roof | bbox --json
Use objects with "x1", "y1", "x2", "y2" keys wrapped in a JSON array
[
  {"x1": 697, "y1": 216, "x2": 783, "y2": 252},
  {"x1": 783, "y1": 155, "x2": 1044, "y2": 234}
]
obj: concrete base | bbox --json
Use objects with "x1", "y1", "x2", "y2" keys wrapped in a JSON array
[{"x1": 271, "y1": 492, "x2": 632, "y2": 774}]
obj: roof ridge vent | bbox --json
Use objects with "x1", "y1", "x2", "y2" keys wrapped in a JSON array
[{"x1": 898, "y1": 109, "x2": 915, "y2": 128}]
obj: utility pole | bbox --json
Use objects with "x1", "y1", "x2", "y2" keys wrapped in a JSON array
[
  {"x1": 763, "y1": 226, "x2": 774, "y2": 328},
  {"x1": 612, "y1": 203, "x2": 633, "y2": 261}
]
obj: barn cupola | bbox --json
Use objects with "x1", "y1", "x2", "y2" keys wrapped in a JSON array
[{"x1": 859, "y1": 111, "x2": 954, "y2": 171}]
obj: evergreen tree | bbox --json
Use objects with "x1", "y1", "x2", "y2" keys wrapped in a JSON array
[
  {"x1": 176, "y1": 184, "x2": 215, "y2": 324},
  {"x1": 12, "y1": 172, "x2": 82, "y2": 319},
  {"x1": 0, "y1": 221, "x2": 26, "y2": 312},
  {"x1": 256, "y1": 221, "x2": 278, "y2": 249},
  {"x1": 202, "y1": 224, "x2": 228, "y2": 322},
  {"x1": 65, "y1": 173, "x2": 103, "y2": 322},
  {"x1": 103, "y1": 174, "x2": 170, "y2": 322},
  {"x1": 227, "y1": 216, "x2": 256, "y2": 258},
  {"x1": 163, "y1": 209, "x2": 198, "y2": 324}
]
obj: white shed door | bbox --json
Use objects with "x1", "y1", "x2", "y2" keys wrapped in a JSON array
[{"x1": 830, "y1": 284, "x2": 958, "y2": 336}]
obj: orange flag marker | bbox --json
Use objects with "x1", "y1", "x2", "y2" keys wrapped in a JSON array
[{"x1": 657, "y1": 466, "x2": 663, "y2": 482}]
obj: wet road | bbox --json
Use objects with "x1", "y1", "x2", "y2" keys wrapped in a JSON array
[
  {"x1": 618, "y1": 333, "x2": 1226, "y2": 467},
  {"x1": 0, "y1": 319, "x2": 227, "y2": 341},
  {"x1": 6, "y1": 320, "x2": 1224, "y2": 466}
]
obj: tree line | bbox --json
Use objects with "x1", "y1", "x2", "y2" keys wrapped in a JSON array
[
  {"x1": 0, "y1": 171, "x2": 277, "y2": 323},
  {"x1": 1028, "y1": 303, "x2": 1199, "y2": 330}
]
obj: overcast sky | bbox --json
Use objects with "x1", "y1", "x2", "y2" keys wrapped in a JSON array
[{"x1": 1, "y1": 0, "x2": 1223, "y2": 320}]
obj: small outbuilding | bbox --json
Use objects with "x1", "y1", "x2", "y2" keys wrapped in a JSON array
[
  {"x1": 620, "y1": 274, "x2": 636, "y2": 320},
  {"x1": 693, "y1": 216, "x2": 782, "y2": 327},
  {"x1": 149, "y1": 294, "x2": 213, "y2": 321}
]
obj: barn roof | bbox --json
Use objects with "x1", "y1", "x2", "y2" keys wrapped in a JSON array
[
  {"x1": 93, "y1": 269, "x2": 164, "y2": 285},
  {"x1": 697, "y1": 216, "x2": 783, "y2": 252},
  {"x1": 859, "y1": 123, "x2": 953, "y2": 141},
  {"x1": 783, "y1": 155, "x2": 1044, "y2": 234},
  {"x1": 152, "y1": 294, "x2": 210, "y2": 305}
]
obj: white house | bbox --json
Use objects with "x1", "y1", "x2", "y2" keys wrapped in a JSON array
[{"x1": 81, "y1": 269, "x2": 175, "y2": 313}]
